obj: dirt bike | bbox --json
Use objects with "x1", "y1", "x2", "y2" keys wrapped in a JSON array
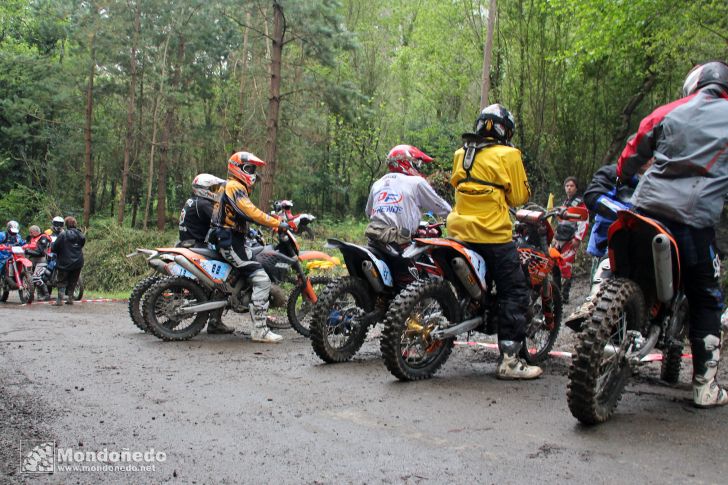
[
  {"x1": 379, "y1": 205, "x2": 588, "y2": 381},
  {"x1": 309, "y1": 222, "x2": 444, "y2": 363},
  {"x1": 0, "y1": 244, "x2": 34, "y2": 304},
  {"x1": 567, "y1": 210, "x2": 688, "y2": 425},
  {"x1": 272, "y1": 200, "x2": 316, "y2": 240},
  {"x1": 128, "y1": 230, "x2": 331, "y2": 336},
  {"x1": 137, "y1": 229, "x2": 320, "y2": 341}
]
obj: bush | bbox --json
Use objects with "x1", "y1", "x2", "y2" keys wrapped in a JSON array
[
  {"x1": 83, "y1": 220, "x2": 177, "y2": 292},
  {"x1": 0, "y1": 184, "x2": 58, "y2": 229}
]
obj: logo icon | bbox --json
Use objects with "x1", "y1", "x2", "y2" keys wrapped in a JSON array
[
  {"x1": 377, "y1": 192, "x2": 403, "y2": 204},
  {"x1": 20, "y1": 440, "x2": 55, "y2": 474}
]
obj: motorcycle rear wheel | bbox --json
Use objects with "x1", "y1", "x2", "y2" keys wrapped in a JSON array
[
  {"x1": 301, "y1": 225, "x2": 315, "y2": 240},
  {"x1": 381, "y1": 279, "x2": 459, "y2": 381},
  {"x1": 142, "y1": 276, "x2": 211, "y2": 341},
  {"x1": 287, "y1": 276, "x2": 331, "y2": 338},
  {"x1": 521, "y1": 280, "x2": 562, "y2": 364},
  {"x1": 660, "y1": 298, "x2": 688, "y2": 384},
  {"x1": 128, "y1": 275, "x2": 163, "y2": 332},
  {"x1": 567, "y1": 278, "x2": 644, "y2": 425},
  {"x1": 309, "y1": 277, "x2": 373, "y2": 363}
]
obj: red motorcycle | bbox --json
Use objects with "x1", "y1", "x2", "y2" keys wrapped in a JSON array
[
  {"x1": 272, "y1": 200, "x2": 316, "y2": 240},
  {"x1": 0, "y1": 244, "x2": 34, "y2": 304}
]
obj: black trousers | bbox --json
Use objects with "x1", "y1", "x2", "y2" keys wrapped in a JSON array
[
  {"x1": 658, "y1": 221, "x2": 723, "y2": 341},
  {"x1": 467, "y1": 241, "x2": 530, "y2": 342},
  {"x1": 57, "y1": 267, "x2": 82, "y2": 296}
]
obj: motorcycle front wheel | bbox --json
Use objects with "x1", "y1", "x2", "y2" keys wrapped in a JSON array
[
  {"x1": 287, "y1": 276, "x2": 331, "y2": 338},
  {"x1": 380, "y1": 279, "x2": 459, "y2": 381},
  {"x1": 567, "y1": 278, "x2": 644, "y2": 425},
  {"x1": 19, "y1": 269, "x2": 34, "y2": 304},
  {"x1": 142, "y1": 276, "x2": 211, "y2": 341},
  {"x1": 309, "y1": 276, "x2": 373, "y2": 363},
  {"x1": 521, "y1": 280, "x2": 562, "y2": 364}
]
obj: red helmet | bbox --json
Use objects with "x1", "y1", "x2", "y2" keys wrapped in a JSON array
[
  {"x1": 228, "y1": 151, "x2": 266, "y2": 187},
  {"x1": 386, "y1": 145, "x2": 434, "y2": 176}
]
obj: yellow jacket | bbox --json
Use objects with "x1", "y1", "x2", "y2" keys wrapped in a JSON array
[
  {"x1": 446, "y1": 144, "x2": 530, "y2": 243},
  {"x1": 211, "y1": 178, "x2": 280, "y2": 233}
]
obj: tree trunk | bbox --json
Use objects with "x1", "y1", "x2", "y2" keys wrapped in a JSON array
[
  {"x1": 117, "y1": 0, "x2": 140, "y2": 226},
  {"x1": 600, "y1": 71, "x2": 658, "y2": 166},
  {"x1": 259, "y1": 2, "x2": 284, "y2": 210},
  {"x1": 143, "y1": 35, "x2": 170, "y2": 230},
  {"x1": 236, "y1": 11, "x2": 251, "y2": 144},
  {"x1": 82, "y1": 28, "x2": 96, "y2": 228},
  {"x1": 480, "y1": 0, "x2": 497, "y2": 109}
]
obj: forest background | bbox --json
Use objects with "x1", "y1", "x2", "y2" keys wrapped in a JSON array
[{"x1": 0, "y1": 0, "x2": 726, "y2": 293}]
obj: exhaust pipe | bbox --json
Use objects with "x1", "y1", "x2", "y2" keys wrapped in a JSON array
[
  {"x1": 652, "y1": 234, "x2": 673, "y2": 302},
  {"x1": 361, "y1": 260, "x2": 385, "y2": 293},
  {"x1": 176, "y1": 300, "x2": 228, "y2": 315},
  {"x1": 148, "y1": 259, "x2": 167, "y2": 273},
  {"x1": 452, "y1": 257, "x2": 482, "y2": 299},
  {"x1": 173, "y1": 255, "x2": 217, "y2": 288}
]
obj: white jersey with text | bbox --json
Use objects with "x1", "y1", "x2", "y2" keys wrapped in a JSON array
[{"x1": 365, "y1": 172, "x2": 452, "y2": 234}]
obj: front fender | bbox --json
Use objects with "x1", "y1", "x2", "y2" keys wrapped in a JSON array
[{"x1": 18, "y1": 258, "x2": 33, "y2": 269}]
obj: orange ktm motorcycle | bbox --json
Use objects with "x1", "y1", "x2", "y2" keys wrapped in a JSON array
[
  {"x1": 137, "y1": 230, "x2": 318, "y2": 341},
  {"x1": 567, "y1": 210, "x2": 688, "y2": 425},
  {"x1": 380, "y1": 205, "x2": 588, "y2": 381}
]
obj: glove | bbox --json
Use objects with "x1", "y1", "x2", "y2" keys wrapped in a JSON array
[{"x1": 278, "y1": 221, "x2": 290, "y2": 233}]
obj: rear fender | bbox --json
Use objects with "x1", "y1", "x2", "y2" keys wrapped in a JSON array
[
  {"x1": 325, "y1": 238, "x2": 393, "y2": 287},
  {"x1": 411, "y1": 238, "x2": 487, "y2": 290},
  {"x1": 607, "y1": 210, "x2": 681, "y2": 290}
]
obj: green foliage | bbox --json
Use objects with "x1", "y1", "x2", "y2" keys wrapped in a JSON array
[
  {"x1": 82, "y1": 220, "x2": 177, "y2": 292},
  {"x1": 0, "y1": 184, "x2": 56, "y2": 228}
]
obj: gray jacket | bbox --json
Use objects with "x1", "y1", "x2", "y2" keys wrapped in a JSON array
[{"x1": 618, "y1": 84, "x2": 728, "y2": 228}]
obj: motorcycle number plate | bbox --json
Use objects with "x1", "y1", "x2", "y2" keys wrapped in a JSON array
[
  {"x1": 200, "y1": 259, "x2": 232, "y2": 281},
  {"x1": 169, "y1": 264, "x2": 196, "y2": 280},
  {"x1": 374, "y1": 258, "x2": 393, "y2": 287},
  {"x1": 463, "y1": 249, "x2": 487, "y2": 287},
  {"x1": 11, "y1": 246, "x2": 24, "y2": 254}
]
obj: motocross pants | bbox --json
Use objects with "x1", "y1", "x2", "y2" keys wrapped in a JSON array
[
  {"x1": 467, "y1": 241, "x2": 530, "y2": 343},
  {"x1": 218, "y1": 231, "x2": 271, "y2": 310}
]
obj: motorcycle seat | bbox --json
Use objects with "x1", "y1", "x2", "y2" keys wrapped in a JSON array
[
  {"x1": 189, "y1": 248, "x2": 219, "y2": 258},
  {"x1": 250, "y1": 245, "x2": 266, "y2": 258}
]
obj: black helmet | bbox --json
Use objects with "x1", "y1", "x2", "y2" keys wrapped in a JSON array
[
  {"x1": 682, "y1": 61, "x2": 728, "y2": 97},
  {"x1": 470, "y1": 104, "x2": 515, "y2": 144}
]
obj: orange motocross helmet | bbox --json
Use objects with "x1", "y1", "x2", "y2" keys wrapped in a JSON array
[{"x1": 228, "y1": 151, "x2": 266, "y2": 188}]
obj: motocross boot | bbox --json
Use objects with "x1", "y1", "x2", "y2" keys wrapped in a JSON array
[
  {"x1": 207, "y1": 309, "x2": 234, "y2": 334},
  {"x1": 36, "y1": 284, "x2": 50, "y2": 301},
  {"x1": 691, "y1": 335, "x2": 728, "y2": 408},
  {"x1": 249, "y1": 304, "x2": 282, "y2": 343},
  {"x1": 496, "y1": 340, "x2": 543, "y2": 380},
  {"x1": 53, "y1": 288, "x2": 65, "y2": 306}
]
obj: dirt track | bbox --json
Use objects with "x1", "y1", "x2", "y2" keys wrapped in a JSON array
[{"x1": 2, "y1": 287, "x2": 728, "y2": 484}]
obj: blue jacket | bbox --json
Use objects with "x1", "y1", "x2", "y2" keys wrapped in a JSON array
[{"x1": 0, "y1": 231, "x2": 26, "y2": 268}]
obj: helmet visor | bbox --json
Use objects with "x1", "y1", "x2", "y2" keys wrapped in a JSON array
[{"x1": 242, "y1": 163, "x2": 257, "y2": 176}]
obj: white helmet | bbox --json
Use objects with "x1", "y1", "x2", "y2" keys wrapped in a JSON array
[
  {"x1": 192, "y1": 173, "x2": 225, "y2": 201},
  {"x1": 279, "y1": 200, "x2": 293, "y2": 209},
  {"x1": 6, "y1": 220, "x2": 19, "y2": 235}
]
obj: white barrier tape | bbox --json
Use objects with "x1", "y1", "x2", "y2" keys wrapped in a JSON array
[
  {"x1": 455, "y1": 340, "x2": 693, "y2": 361},
  {"x1": 30, "y1": 298, "x2": 127, "y2": 305}
]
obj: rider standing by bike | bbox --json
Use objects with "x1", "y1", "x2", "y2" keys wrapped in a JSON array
[
  {"x1": 365, "y1": 144, "x2": 452, "y2": 283},
  {"x1": 179, "y1": 173, "x2": 235, "y2": 335},
  {"x1": 209, "y1": 151, "x2": 288, "y2": 343},
  {"x1": 447, "y1": 104, "x2": 541, "y2": 380},
  {"x1": 553, "y1": 177, "x2": 588, "y2": 303},
  {"x1": 50, "y1": 216, "x2": 85, "y2": 306},
  {"x1": 24, "y1": 225, "x2": 52, "y2": 300},
  {"x1": 618, "y1": 61, "x2": 728, "y2": 408}
]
